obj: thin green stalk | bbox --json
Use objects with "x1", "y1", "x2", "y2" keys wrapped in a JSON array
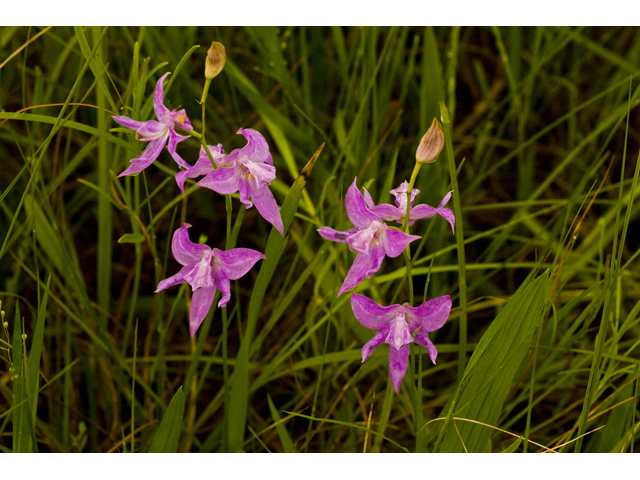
[
  {"x1": 131, "y1": 319, "x2": 138, "y2": 453},
  {"x1": 440, "y1": 100, "x2": 467, "y2": 383},
  {"x1": 221, "y1": 194, "x2": 233, "y2": 452}
]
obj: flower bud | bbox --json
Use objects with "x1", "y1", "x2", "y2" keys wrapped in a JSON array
[
  {"x1": 205, "y1": 42, "x2": 226, "y2": 80},
  {"x1": 2, "y1": 322, "x2": 8, "y2": 329},
  {"x1": 416, "y1": 118, "x2": 444, "y2": 164}
]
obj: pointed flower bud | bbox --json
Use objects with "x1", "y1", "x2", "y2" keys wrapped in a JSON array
[
  {"x1": 416, "y1": 118, "x2": 444, "y2": 164},
  {"x1": 205, "y1": 42, "x2": 226, "y2": 80}
]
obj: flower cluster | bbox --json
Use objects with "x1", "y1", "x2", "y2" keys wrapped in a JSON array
[
  {"x1": 112, "y1": 44, "x2": 455, "y2": 396},
  {"x1": 113, "y1": 53, "x2": 283, "y2": 336},
  {"x1": 317, "y1": 120, "x2": 454, "y2": 392}
]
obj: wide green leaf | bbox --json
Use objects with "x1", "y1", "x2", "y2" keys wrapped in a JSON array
[
  {"x1": 436, "y1": 270, "x2": 550, "y2": 452},
  {"x1": 148, "y1": 386, "x2": 185, "y2": 453}
]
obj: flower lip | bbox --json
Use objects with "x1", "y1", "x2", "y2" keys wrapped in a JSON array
[{"x1": 346, "y1": 220, "x2": 385, "y2": 255}]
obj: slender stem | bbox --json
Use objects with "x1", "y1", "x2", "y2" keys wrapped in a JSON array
[
  {"x1": 221, "y1": 168, "x2": 234, "y2": 452},
  {"x1": 221, "y1": 304, "x2": 229, "y2": 452},
  {"x1": 200, "y1": 78, "x2": 212, "y2": 105},
  {"x1": 440, "y1": 100, "x2": 468, "y2": 384},
  {"x1": 403, "y1": 163, "x2": 422, "y2": 233}
]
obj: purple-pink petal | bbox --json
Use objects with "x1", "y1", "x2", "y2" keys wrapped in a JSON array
[
  {"x1": 391, "y1": 181, "x2": 420, "y2": 208},
  {"x1": 244, "y1": 161, "x2": 276, "y2": 189},
  {"x1": 213, "y1": 267, "x2": 232, "y2": 308},
  {"x1": 404, "y1": 295, "x2": 452, "y2": 333},
  {"x1": 112, "y1": 115, "x2": 145, "y2": 131},
  {"x1": 155, "y1": 264, "x2": 191, "y2": 293},
  {"x1": 414, "y1": 329, "x2": 438, "y2": 364},
  {"x1": 411, "y1": 203, "x2": 455, "y2": 233},
  {"x1": 383, "y1": 229, "x2": 420, "y2": 258},
  {"x1": 171, "y1": 223, "x2": 211, "y2": 266},
  {"x1": 189, "y1": 286, "x2": 215, "y2": 337},
  {"x1": 175, "y1": 153, "x2": 214, "y2": 194},
  {"x1": 135, "y1": 120, "x2": 167, "y2": 139},
  {"x1": 345, "y1": 178, "x2": 383, "y2": 229},
  {"x1": 171, "y1": 151, "x2": 191, "y2": 169},
  {"x1": 153, "y1": 72, "x2": 171, "y2": 121},
  {"x1": 317, "y1": 227, "x2": 354, "y2": 244},
  {"x1": 215, "y1": 247, "x2": 265, "y2": 281},
  {"x1": 197, "y1": 166, "x2": 240, "y2": 195},
  {"x1": 362, "y1": 188, "x2": 376, "y2": 209},
  {"x1": 167, "y1": 129, "x2": 190, "y2": 154},
  {"x1": 368, "y1": 203, "x2": 402, "y2": 223},
  {"x1": 410, "y1": 191, "x2": 455, "y2": 233},
  {"x1": 436, "y1": 207, "x2": 455, "y2": 234},
  {"x1": 238, "y1": 177, "x2": 253, "y2": 208},
  {"x1": 361, "y1": 323, "x2": 390, "y2": 362},
  {"x1": 337, "y1": 246, "x2": 385, "y2": 296},
  {"x1": 351, "y1": 294, "x2": 399, "y2": 329},
  {"x1": 248, "y1": 182, "x2": 284, "y2": 235},
  {"x1": 237, "y1": 128, "x2": 273, "y2": 166},
  {"x1": 439, "y1": 190, "x2": 453, "y2": 209},
  {"x1": 118, "y1": 135, "x2": 168, "y2": 177},
  {"x1": 388, "y1": 344, "x2": 410, "y2": 393},
  {"x1": 203, "y1": 144, "x2": 229, "y2": 167}
]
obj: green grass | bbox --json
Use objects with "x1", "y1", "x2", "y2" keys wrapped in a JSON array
[{"x1": 1, "y1": 26, "x2": 640, "y2": 452}]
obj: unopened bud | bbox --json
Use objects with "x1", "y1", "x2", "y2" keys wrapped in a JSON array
[
  {"x1": 205, "y1": 42, "x2": 226, "y2": 80},
  {"x1": 21, "y1": 333, "x2": 27, "y2": 340},
  {"x1": 2, "y1": 322, "x2": 8, "y2": 329},
  {"x1": 416, "y1": 118, "x2": 444, "y2": 164}
]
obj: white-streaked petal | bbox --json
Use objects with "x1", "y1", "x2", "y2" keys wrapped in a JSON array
[{"x1": 384, "y1": 310, "x2": 413, "y2": 351}]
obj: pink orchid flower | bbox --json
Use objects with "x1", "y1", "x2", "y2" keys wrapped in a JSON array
[
  {"x1": 351, "y1": 293, "x2": 451, "y2": 393},
  {"x1": 318, "y1": 178, "x2": 420, "y2": 296},
  {"x1": 155, "y1": 223, "x2": 265, "y2": 336},
  {"x1": 179, "y1": 128, "x2": 284, "y2": 235},
  {"x1": 113, "y1": 72, "x2": 192, "y2": 177}
]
